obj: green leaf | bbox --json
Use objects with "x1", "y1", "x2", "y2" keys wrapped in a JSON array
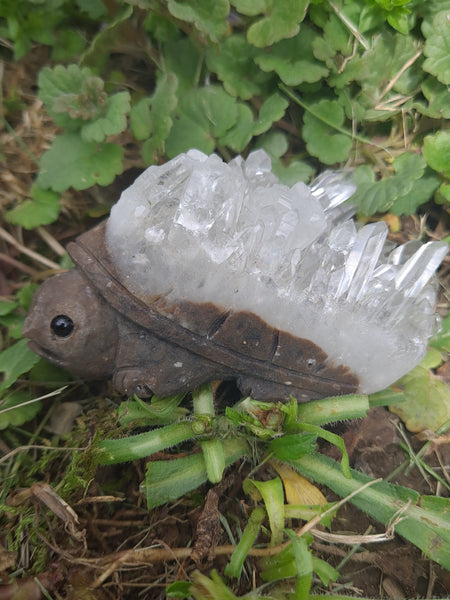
[
  {"x1": 0, "y1": 390, "x2": 42, "y2": 430},
  {"x1": 351, "y1": 153, "x2": 426, "y2": 215},
  {"x1": 80, "y1": 91, "x2": 130, "y2": 142},
  {"x1": 302, "y1": 99, "x2": 352, "y2": 165},
  {"x1": 390, "y1": 171, "x2": 440, "y2": 216},
  {"x1": 167, "y1": 0, "x2": 229, "y2": 42},
  {"x1": 219, "y1": 102, "x2": 254, "y2": 152},
  {"x1": 76, "y1": 0, "x2": 108, "y2": 19},
  {"x1": 206, "y1": 34, "x2": 270, "y2": 100},
  {"x1": 293, "y1": 453, "x2": 450, "y2": 570},
  {"x1": 163, "y1": 39, "x2": 202, "y2": 95},
  {"x1": 166, "y1": 581, "x2": 192, "y2": 599},
  {"x1": 414, "y1": 77, "x2": 450, "y2": 119},
  {"x1": 285, "y1": 531, "x2": 313, "y2": 596},
  {"x1": 165, "y1": 86, "x2": 237, "y2": 157},
  {"x1": 99, "y1": 421, "x2": 195, "y2": 464},
  {"x1": 389, "y1": 365, "x2": 450, "y2": 433},
  {"x1": 270, "y1": 433, "x2": 317, "y2": 460},
  {"x1": 255, "y1": 27, "x2": 328, "y2": 85},
  {"x1": 0, "y1": 301, "x2": 17, "y2": 316},
  {"x1": 129, "y1": 97, "x2": 152, "y2": 141},
  {"x1": 430, "y1": 313, "x2": 450, "y2": 354},
  {"x1": 273, "y1": 159, "x2": 314, "y2": 186},
  {"x1": 118, "y1": 394, "x2": 187, "y2": 426},
  {"x1": 253, "y1": 92, "x2": 288, "y2": 135},
  {"x1": 138, "y1": 73, "x2": 178, "y2": 163},
  {"x1": 423, "y1": 130, "x2": 450, "y2": 178},
  {"x1": 423, "y1": 10, "x2": 450, "y2": 85},
  {"x1": 0, "y1": 339, "x2": 41, "y2": 391},
  {"x1": 144, "y1": 438, "x2": 248, "y2": 509},
  {"x1": 231, "y1": 0, "x2": 309, "y2": 47},
  {"x1": 38, "y1": 64, "x2": 105, "y2": 128},
  {"x1": 243, "y1": 477, "x2": 285, "y2": 545},
  {"x1": 5, "y1": 185, "x2": 60, "y2": 229},
  {"x1": 224, "y1": 507, "x2": 265, "y2": 578},
  {"x1": 37, "y1": 133, "x2": 124, "y2": 192},
  {"x1": 145, "y1": 454, "x2": 208, "y2": 509}
]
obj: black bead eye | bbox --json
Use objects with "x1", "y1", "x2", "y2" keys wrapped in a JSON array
[{"x1": 50, "y1": 315, "x2": 74, "y2": 338}]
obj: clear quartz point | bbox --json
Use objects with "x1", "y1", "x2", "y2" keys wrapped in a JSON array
[{"x1": 106, "y1": 150, "x2": 448, "y2": 395}]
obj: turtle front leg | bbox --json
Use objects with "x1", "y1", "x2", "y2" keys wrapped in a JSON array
[{"x1": 113, "y1": 319, "x2": 231, "y2": 398}]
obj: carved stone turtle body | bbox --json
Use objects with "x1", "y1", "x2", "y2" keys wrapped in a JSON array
[
  {"x1": 24, "y1": 150, "x2": 447, "y2": 401},
  {"x1": 24, "y1": 221, "x2": 358, "y2": 400}
]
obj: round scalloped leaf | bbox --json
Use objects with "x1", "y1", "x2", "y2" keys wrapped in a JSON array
[
  {"x1": 167, "y1": 0, "x2": 229, "y2": 42},
  {"x1": 0, "y1": 339, "x2": 41, "y2": 392},
  {"x1": 5, "y1": 185, "x2": 61, "y2": 229},
  {"x1": 133, "y1": 72, "x2": 178, "y2": 163},
  {"x1": 219, "y1": 103, "x2": 254, "y2": 152},
  {"x1": 80, "y1": 91, "x2": 130, "y2": 143},
  {"x1": 390, "y1": 365, "x2": 450, "y2": 433},
  {"x1": 351, "y1": 153, "x2": 426, "y2": 215},
  {"x1": 414, "y1": 77, "x2": 450, "y2": 119},
  {"x1": 423, "y1": 130, "x2": 450, "y2": 178},
  {"x1": 38, "y1": 64, "x2": 98, "y2": 129},
  {"x1": 165, "y1": 86, "x2": 238, "y2": 157},
  {"x1": 253, "y1": 93, "x2": 288, "y2": 135},
  {"x1": 206, "y1": 34, "x2": 270, "y2": 100},
  {"x1": 0, "y1": 390, "x2": 42, "y2": 429},
  {"x1": 423, "y1": 10, "x2": 450, "y2": 85},
  {"x1": 255, "y1": 28, "x2": 328, "y2": 86},
  {"x1": 37, "y1": 133, "x2": 124, "y2": 192},
  {"x1": 232, "y1": 0, "x2": 309, "y2": 47},
  {"x1": 390, "y1": 173, "x2": 440, "y2": 216},
  {"x1": 302, "y1": 100, "x2": 352, "y2": 165}
]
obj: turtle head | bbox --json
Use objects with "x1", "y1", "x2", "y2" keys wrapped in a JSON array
[{"x1": 23, "y1": 270, "x2": 118, "y2": 380}]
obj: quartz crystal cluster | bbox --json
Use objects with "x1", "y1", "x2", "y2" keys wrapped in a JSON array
[{"x1": 106, "y1": 150, "x2": 447, "y2": 394}]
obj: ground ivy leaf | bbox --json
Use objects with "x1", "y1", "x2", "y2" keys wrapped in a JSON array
[
  {"x1": 38, "y1": 64, "x2": 95, "y2": 129},
  {"x1": 330, "y1": 31, "x2": 422, "y2": 113},
  {"x1": 254, "y1": 130, "x2": 289, "y2": 158},
  {"x1": 81, "y1": 91, "x2": 130, "y2": 143},
  {"x1": 390, "y1": 173, "x2": 440, "y2": 216},
  {"x1": 302, "y1": 99, "x2": 352, "y2": 165},
  {"x1": 219, "y1": 103, "x2": 254, "y2": 152},
  {"x1": 390, "y1": 365, "x2": 450, "y2": 433},
  {"x1": 130, "y1": 97, "x2": 152, "y2": 141},
  {"x1": 423, "y1": 10, "x2": 450, "y2": 85},
  {"x1": 165, "y1": 86, "x2": 237, "y2": 157},
  {"x1": 5, "y1": 185, "x2": 61, "y2": 229},
  {"x1": 0, "y1": 339, "x2": 41, "y2": 391},
  {"x1": 206, "y1": 34, "x2": 270, "y2": 100},
  {"x1": 137, "y1": 72, "x2": 178, "y2": 164},
  {"x1": 38, "y1": 133, "x2": 124, "y2": 191},
  {"x1": 255, "y1": 27, "x2": 328, "y2": 85},
  {"x1": 232, "y1": 0, "x2": 309, "y2": 47},
  {"x1": 76, "y1": 0, "x2": 108, "y2": 19},
  {"x1": 253, "y1": 92, "x2": 288, "y2": 135},
  {"x1": 423, "y1": 130, "x2": 450, "y2": 178},
  {"x1": 273, "y1": 160, "x2": 314, "y2": 185},
  {"x1": 414, "y1": 77, "x2": 450, "y2": 119},
  {"x1": 167, "y1": 0, "x2": 229, "y2": 42},
  {"x1": 0, "y1": 390, "x2": 42, "y2": 429},
  {"x1": 351, "y1": 153, "x2": 426, "y2": 215},
  {"x1": 163, "y1": 39, "x2": 202, "y2": 96},
  {"x1": 0, "y1": 301, "x2": 17, "y2": 316}
]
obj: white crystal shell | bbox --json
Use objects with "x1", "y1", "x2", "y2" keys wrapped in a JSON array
[{"x1": 106, "y1": 150, "x2": 447, "y2": 394}]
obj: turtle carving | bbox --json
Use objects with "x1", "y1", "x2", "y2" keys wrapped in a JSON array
[{"x1": 24, "y1": 150, "x2": 447, "y2": 402}]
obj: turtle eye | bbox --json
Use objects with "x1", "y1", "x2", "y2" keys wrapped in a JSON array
[{"x1": 50, "y1": 315, "x2": 74, "y2": 338}]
